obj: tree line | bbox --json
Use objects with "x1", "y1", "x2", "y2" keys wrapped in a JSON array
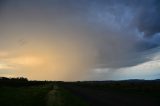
[{"x1": 0, "y1": 77, "x2": 51, "y2": 87}]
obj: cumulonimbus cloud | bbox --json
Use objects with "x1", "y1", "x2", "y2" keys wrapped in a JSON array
[{"x1": 0, "y1": 0, "x2": 160, "y2": 80}]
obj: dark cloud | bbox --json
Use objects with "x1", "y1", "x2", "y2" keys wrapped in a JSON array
[
  {"x1": 91, "y1": 0, "x2": 160, "y2": 68},
  {"x1": 135, "y1": 0, "x2": 160, "y2": 37},
  {"x1": 0, "y1": 0, "x2": 160, "y2": 70}
]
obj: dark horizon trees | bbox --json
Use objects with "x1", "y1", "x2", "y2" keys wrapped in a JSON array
[{"x1": 0, "y1": 77, "x2": 51, "y2": 87}]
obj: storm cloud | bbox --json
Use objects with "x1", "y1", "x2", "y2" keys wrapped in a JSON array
[{"x1": 0, "y1": 0, "x2": 160, "y2": 80}]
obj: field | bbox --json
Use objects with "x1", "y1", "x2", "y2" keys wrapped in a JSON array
[
  {"x1": 0, "y1": 78, "x2": 160, "y2": 106},
  {"x1": 0, "y1": 85, "x2": 88, "y2": 106},
  {"x1": 0, "y1": 78, "x2": 88, "y2": 106},
  {"x1": 60, "y1": 80, "x2": 160, "y2": 106},
  {"x1": 0, "y1": 85, "x2": 52, "y2": 106}
]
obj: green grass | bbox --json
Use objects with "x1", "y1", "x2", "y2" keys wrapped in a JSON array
[{"x1": 0, "y1": 85, "x2": 52, "y2": 106}]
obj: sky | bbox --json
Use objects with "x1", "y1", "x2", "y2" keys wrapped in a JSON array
[{"x1": 0, "y1": 0, "x2": 160, "y2": 81}]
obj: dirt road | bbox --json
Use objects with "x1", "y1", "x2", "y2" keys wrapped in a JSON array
[{"x1": 46, "y1": 86, "x2": 62, "y2": 106}]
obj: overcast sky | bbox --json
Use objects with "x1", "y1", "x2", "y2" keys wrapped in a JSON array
[{"x1": 0, "y1": 0, "x2": 160, "y2": 81}]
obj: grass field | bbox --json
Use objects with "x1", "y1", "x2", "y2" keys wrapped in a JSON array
[
  {"x1": 0, "y1": 79, "x2": 160, "y2": 106},
  {"x1": 0, "y1": 84, "x2": 88, "y2": 106},
  {"x1": 0, "y1": 85, "x2": 52, "y2": 106},
  {"x1": 60, "y1": 81, "x2": 160, "y2": 106}
]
